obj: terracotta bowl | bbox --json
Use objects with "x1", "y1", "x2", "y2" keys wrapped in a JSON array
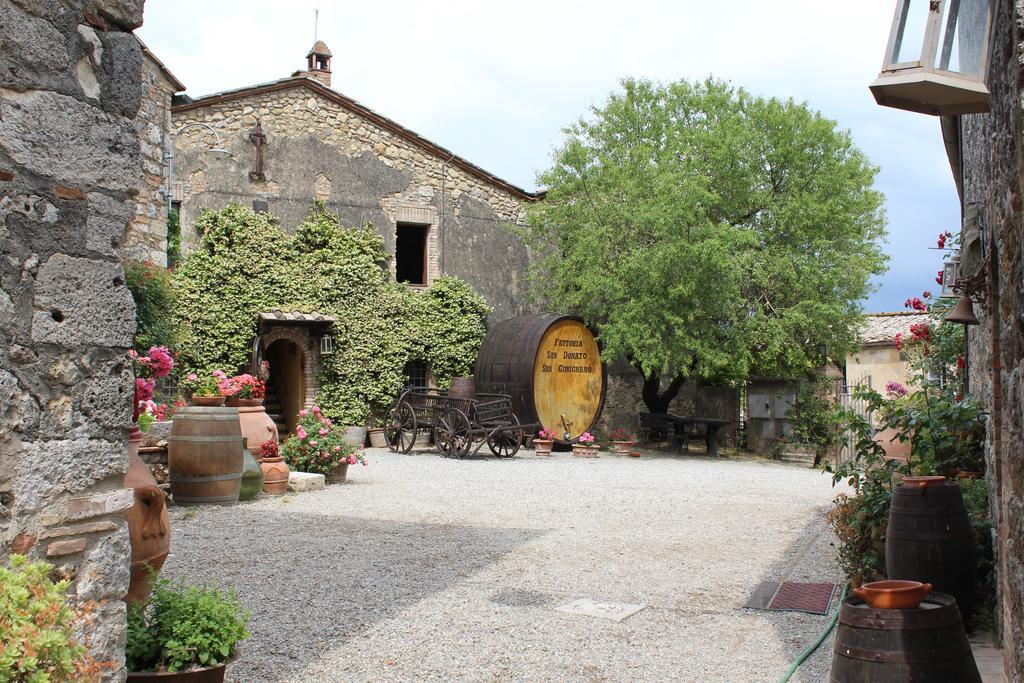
[
  {"x1": 191, "y1": 396, "x2": 225, "y2": 407},
  {"x1": 900, "y1": 475, "x2": 947, "y2": 489},
  {"x1": 853, "y1": 580, "x2": 933, "y2": 609}
]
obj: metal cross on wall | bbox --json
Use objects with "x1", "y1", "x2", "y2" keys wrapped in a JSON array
[{"x1": 249, "y1": 120, "x2": 266, "y2": 181}]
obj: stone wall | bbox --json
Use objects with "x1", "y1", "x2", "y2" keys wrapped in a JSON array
[
  {"x1": 958, "y1": 0, "x2": 1024, "y2": 675},
  {"x1": 168, "y1": 81, "x2": 533, "y2": 320},
  {"x1": 120, "y1": 50, "x2": 177, "y2": 266},
  {"x1": 0, "y1": 0, "x2": 144, "y2": 678}
]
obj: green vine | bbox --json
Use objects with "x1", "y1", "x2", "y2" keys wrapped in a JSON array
[{"x1": 172, "y1": 203, "x2": 490, "y2": 424}]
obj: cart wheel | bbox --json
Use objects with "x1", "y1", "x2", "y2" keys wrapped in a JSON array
[
  {"x1": 385, "y1": 402, "x2": 416, "y2": 454},
  {"x1": 487, "y1": 414, "x2": 523, "y2": 457},
  {"x1": 435, "y1": 408, "x2": 471, "y2": 459}
]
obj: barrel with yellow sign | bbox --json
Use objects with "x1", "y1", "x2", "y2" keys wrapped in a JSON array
[{"x1": 474, "y1": 314, "x2": 605, "y2": 441}]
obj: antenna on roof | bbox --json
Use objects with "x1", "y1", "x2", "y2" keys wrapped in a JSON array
[{"x1": 313, "y1": 4, "x2": 320, "y2": 42}]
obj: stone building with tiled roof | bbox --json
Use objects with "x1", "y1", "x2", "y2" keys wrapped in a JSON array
[{"x1": 846, "y1": 311, "x2": 929, "y2": 390}]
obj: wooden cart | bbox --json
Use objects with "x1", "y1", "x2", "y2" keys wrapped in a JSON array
[{"x1": 384, "y1": 386, "x2": 533, "y2": 458}]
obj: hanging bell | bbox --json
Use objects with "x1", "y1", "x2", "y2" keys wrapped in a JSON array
[{"x1": 945, "y1": 296, "x2": 980, "y2": 325}]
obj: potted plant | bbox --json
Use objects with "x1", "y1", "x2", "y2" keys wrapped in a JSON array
[
  {"x1": 222, "y1": 373, "x2": 265, "y2": 407},
  {"x1": 280, "y1": 406, "x2": 367, "y2": 484},
  {"x1": 572, "y1": 432, "x2": 600, "y2": 457},
  {"x1": 533, "y1": 428, "x2": 555, "y2": 455},
  {"x1": 257, "y1": 439, "x2": 289, "y2": 495},
  {"x1": 126, "y1": 575, "x2": 250, "y2": 682},
  {"x1": 181, "y1": 372, "x2": 224, "y2": 407},
  {"x1": 221, "y1": 371, "x2": 277, "y2": 448},
  {"x1": 609, "y1": 428, "x2": 636, "y2": 454},
  {"x1": 0, "y1": 555, "x2": 109, "y2": 681},
  {"x1": 366, "y1": 411, "x2": 388, "y2": 448}
]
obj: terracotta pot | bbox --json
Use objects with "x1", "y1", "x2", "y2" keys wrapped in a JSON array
[
  {"x1": 367, "y1": 428, "x2": 387, "y2": 449},
  {"x1": 127, "y1": 663, "x2": 226, "y2": 682},
  {"x1": 572, "y1": 444, "x2": 600, "y2": 458},
  {"x1": 191, "y1": 396, "x2": 224, "y2": 407},
  {"x1": 533, "y1": 439, "x2": 553, "y2": 455},
  {"x1": 954, "y1": 470, "x2": 982, "y2": 480},
  {"x1": 238, "y1": 439, "x2": 264, "y2": 502},
  {"x1": 326, "y1": 461, "x2": 349, "y2": 484},
  {"x1": 853, "y1": 580, "x2": 933, "y2": 609},
  {"x1": 627, "y1": 451, "x2": 641, "y2": 458},
  {"x1": 260, "y1": 455, "x2": 289, "y2": 495},
  {"x1": 233, "y1": 399, "x2": 277, "y2": 452},
  {"x1": 124, "y1": 427, "x2": 170, "y2": 603},
  {"x1": 612, "y1": 441, "x2": 634, "y2": 454},
  {"x1": 343, "y1": 426, "x2": 367, "y2": 448}
]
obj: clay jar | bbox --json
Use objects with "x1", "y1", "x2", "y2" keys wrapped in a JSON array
[
  {"x1": 124, "y1": 427, "x2": 171, "y2": 603},
  {"x1": 229, "y1": 398, "x2": 278, "y2": 453},
  {"x1": 260, "y1": 455, "x2": 289, "y2": 494}
]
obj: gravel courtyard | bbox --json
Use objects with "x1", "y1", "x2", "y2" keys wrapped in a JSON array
[{"x1": 162, "y1": 447, "x2": 844, "y2": 682}]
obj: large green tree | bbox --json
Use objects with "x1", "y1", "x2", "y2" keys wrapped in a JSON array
[{"x1": 518, "y1": 78, "x2": 887, "y2": 411}]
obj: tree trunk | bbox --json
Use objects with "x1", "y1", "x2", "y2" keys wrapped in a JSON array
[{"x1": 639, "y1": 371, "x2": 685, "y2": 413}]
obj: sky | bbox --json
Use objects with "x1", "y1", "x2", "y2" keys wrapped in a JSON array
[{"x1": 138, "y1": 0, "x2": 960, "y2": 312}]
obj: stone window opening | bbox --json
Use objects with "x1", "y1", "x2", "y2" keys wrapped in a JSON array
[{"x1": 395, "y1": 223, "x2": 429, "y2": 286}]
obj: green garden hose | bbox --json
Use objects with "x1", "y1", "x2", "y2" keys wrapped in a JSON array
[{"x1": 778, "y1": 583, "x2": 850, "y2": 683}]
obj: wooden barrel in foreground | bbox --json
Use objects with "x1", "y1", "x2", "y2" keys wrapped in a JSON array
[
  {"x1": 830, "y1": 593, "x2": 980, "y2": 682},
  {"x1": 168, "y1": 406, "x2": 244, "y2": 506},
  {"x1": 886, "y1": 481, "x2": 977, "y2": 629},
  {"x1": 475, "y1": 314, "x2": 605, "y2": 441}
]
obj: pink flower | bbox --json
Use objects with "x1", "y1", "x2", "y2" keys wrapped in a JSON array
[
  {"x1": 334, "y1": 445, "x2": 342, "y2": 452},
  {"x1": 311, "y1": 405, "x2": 321, "y2": 414},
  {"x1": 323, "y1": 418, "x2": 332, "y2": 426},
  {"x1": 296, "y1": 427, "x2": 307, "y2": 440},
  {"x1": 213, "y1": 370, "x2": 227, "y2": 380},
  {"x1": 319, "y1": 427, "x2": 328, "y2": 436},
  {"x1": 885, "y1": 381, "x2": 908, "y2": 397},
  {"x1": 894, "y1": 333, "x2": 902, "y2": 350},
  {"x1": 936, "y1": 270, "x2": 944, "y2": 285},
  {"x1": 128, "y1": 349, "x2": 138, "y2": 359},
  {"x1": 922, "y1": 290, "x2": 932, "y2": 299},
  {"x1": 147, "y1": 346, "x2": 173, "y2": 378},
  {"x1": 299, "y1": 409, "x2": 308, "y2": 417},
  {"x1": 187, "y1": 373, "x2": 198, "y2": 381},
  {"x1": 362, "y1": 461, "x2": 367, "y2": 467},
  {"x1": 309, "y1": 440, "x2": 318, "y2": 447},
  {"x1": 348, "y1": 455, "x2": 357, "y2": 465},
  {"x1": 135, "y1": 377, "x2": 155, "y2": 402}
]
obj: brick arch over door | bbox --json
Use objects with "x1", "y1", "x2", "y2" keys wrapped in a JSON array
[{"x1": 259, "y1": 326, "x2": 319, "y2": 410}]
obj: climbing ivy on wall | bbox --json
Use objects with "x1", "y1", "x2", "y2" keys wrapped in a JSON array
[{"x1": 173, "y1": 203, "x2": 490, "y2": 424}]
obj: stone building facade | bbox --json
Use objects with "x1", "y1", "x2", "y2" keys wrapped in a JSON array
[
  {"x1": 145, "y1": 42, "x2": 537, "y2": 322},
  {"x1": 119, "y1": 41, "x2": 183, "y2": 267},
  {"x1": 1, "y1": 0, "x2": 148, "y2": 678},
  {"x1": 946, "y1": 0, "x2": 1024, "y2": 675}
]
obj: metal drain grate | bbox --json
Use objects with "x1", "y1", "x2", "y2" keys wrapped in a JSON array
[{"x1": 765, "y1": 581, "x2": 837, "y2": 615}]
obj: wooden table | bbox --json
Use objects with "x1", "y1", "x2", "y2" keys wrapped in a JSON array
[{"x1": 667, "y1": 415, "x2": 731, "y2": 457}]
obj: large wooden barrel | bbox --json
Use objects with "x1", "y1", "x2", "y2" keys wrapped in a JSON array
[
  {"x1": 475, "y1": 314, "x2": 605, "y2": 440},
  {"x1": 886, "y1": 481, "x2": 977, "y2": 628},
  {"x1": 168, "y1": 406, "x2": 244, "y2": 506},
  {"x1": 830, "y1": 593, "x2": 981, "y2": 682}
]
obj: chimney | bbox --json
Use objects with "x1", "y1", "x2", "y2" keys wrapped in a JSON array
[{"x1": 305, "y1": 40, "x2": 332, "y2": 88}]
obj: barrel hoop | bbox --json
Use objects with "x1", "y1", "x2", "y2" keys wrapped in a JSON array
[
  {"x1": 834, "y1": 642, "x2": 972, "y2": 664},
  {"x1": 168, "y1": 435, "x2": 243, "y2": 443},
  {"x1": 173, "y1": 495, "x2": 238, "y2": 504},
  {"x1": 886, "y1": 529, "x2": 974, "y2": 541},
  {"x1": 890, "y1": 506, "x2": 967, "y2": 515},
  {"x1": 171, "y1": 472, "x2": 243, "y2": 483},
  {"x1": 841, "y1": 608, "x2": 964, "y2": 629}
]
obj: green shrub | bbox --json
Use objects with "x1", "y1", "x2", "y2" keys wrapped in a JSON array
[
  {"x1": 125, "y1": 260, "x2": 179, "y2": 354},
  {"x1": 0, "y1": 555, "x2": 97, "y2": 682},
  {"x1": 173, "y1": 203, "x2": 490, "y2": 424},
  {"x1": 959, "y1": 477, "x2": 996, "y2": 628},
  {"x1": 126, "y1": 576, "x2": 250, "y2": 673}
]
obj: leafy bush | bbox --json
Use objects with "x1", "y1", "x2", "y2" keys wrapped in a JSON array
[
  {"x1": 959, "y1": 477, "x2": 996, "y2": 628},
  {"x1": 0, "y1": 555, "x2": 100, "y2": 682},
  {"x1": 280, "y1": 405, "x2": 365, "y2": 475},
  {"x1": 826, "y1": 392, "x2": 909, "y2": 585},
  {"x1": 788, "y1": 376, "x2": 840, "y2": 460},
  {"x1": 126, "y1": 576, "x2": 250, "y2": 673},
  {"x1": 173, "y1": 203, "x2": 490, "y2": 424},
  {"x1": 125, "y1": 260, "x2": 179, "y2": 354}
]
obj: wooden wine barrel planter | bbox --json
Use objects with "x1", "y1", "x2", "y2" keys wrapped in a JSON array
[
  {"x1": 168, "y1": 407, "x2": 244, "y2": 506},
  {"x1": 830, "y1": 593, "x2": 981, "y2": 682},
  {"x1": 475, "y1": 314, "x2": 605, "y2": 441},
  {"x1": 886, "y1": 481, "x2": 977, "y2": 628}
]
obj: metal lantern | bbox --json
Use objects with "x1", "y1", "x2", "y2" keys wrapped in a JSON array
[
  {"x1": 870, "y1": 0, "x2": 994, "y2": 115},
  {"x1": 940, "y1": 256, "x2": 960, "y2": 298},
  {"x1": 320, "y1": 334, "x2": 335, "y2": 355}
]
